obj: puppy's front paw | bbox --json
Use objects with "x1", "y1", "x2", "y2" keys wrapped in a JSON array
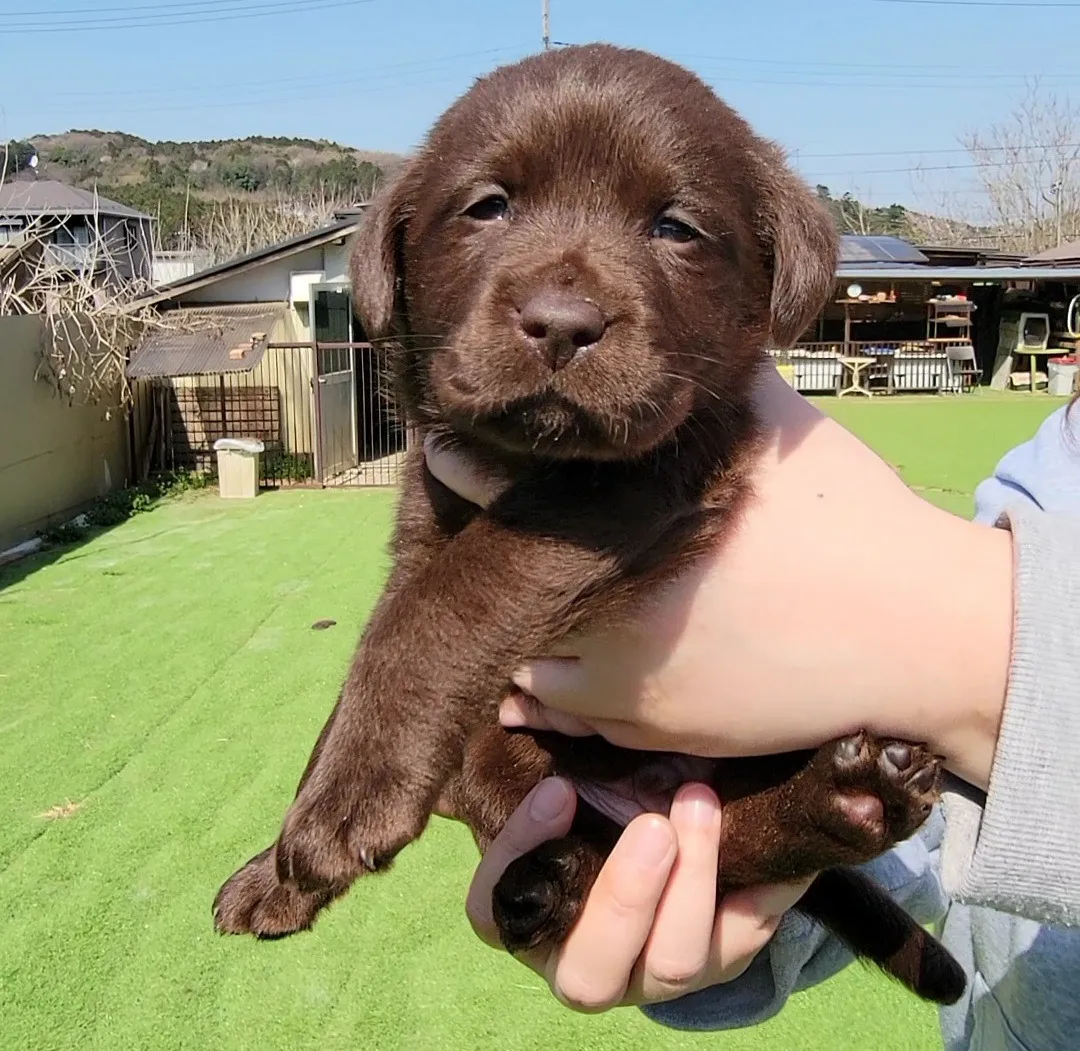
[
  {"x1": 275, "y1": 780, "x2": 432, "y2": 893},
  {"x1": 213, "y1": 846, "x2": 333, "y2": 938}
]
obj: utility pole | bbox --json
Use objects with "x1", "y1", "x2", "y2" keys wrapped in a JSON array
[{"x1": 542, "y1": 0, "x2": 550, "y2": 50}]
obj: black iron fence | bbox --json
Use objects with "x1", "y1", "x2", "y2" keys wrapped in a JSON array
[
  {"x1": 129, "y1": 341, "x2": 409, "y2": 490},
  {"x1": 128, "y1": 334, "x2": 978, "y2": 491}
]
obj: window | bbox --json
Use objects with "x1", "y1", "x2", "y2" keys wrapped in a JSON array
[{"x1": 52, "y1": 218, "x2": 90, "y2": 246}]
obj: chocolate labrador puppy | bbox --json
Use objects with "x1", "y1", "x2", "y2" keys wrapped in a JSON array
[{"x1": 214, "y1": 44, "x2": 965, "y2": 1006}]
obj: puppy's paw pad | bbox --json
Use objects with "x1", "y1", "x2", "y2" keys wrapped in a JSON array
[
  {"x1": 833, "y1": 732, "x2": 871, "y2": 770},
  {"x1": 830, "y1": 791, "x2": 885, "y2": 836},
  {"x1": 492, "y1": 839, "x2": 595, "y2": 953}
]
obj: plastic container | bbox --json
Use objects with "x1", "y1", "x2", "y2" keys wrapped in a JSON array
[
  {"x1": 213, "y1": 437, "x2": 265, "y2": 499},
  {"x1": 1047, "y1": 356, "x2": 1079, "y2": 397}
]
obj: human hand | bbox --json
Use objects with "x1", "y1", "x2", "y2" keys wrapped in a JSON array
[
  {"x1": 465, "y1": 777, "x2": 811, "y2": 1011},
  {"x1": 425, "y1": 366, "x2": 1012, "y2": 790}
]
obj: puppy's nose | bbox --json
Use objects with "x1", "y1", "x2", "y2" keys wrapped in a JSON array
[{"x1": 519, "y1": 290, "x2": 606, "y2": 371}]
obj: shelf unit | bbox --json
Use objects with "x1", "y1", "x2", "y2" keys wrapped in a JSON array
[{"x1": 926, "y1": 297, "x2": 974, "y2": 344}]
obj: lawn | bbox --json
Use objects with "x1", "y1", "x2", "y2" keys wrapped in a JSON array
[{"x1": 0, "y1": 392, "x2": 1067, "y2": 1051}]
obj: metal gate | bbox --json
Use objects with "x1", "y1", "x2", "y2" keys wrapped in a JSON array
[{"x1": 313, "y1": 288, "x2": 358, "y2": 482}]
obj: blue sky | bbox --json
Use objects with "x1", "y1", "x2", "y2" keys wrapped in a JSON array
[{"x1": 4, "y1": 0, "x2": 1079, "y2": 211}]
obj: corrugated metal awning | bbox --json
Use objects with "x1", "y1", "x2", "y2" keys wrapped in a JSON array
[
  {"x1": 835, "y1": 265, "x2": 1080, "y2": 281},
  {"x1": 126, "y1": 305, "x2": 286, "y2": 379}
]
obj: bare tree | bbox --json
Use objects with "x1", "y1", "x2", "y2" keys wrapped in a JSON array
[
  {"x1": 961, "y1": 83, "x2": 1080, "y2": 253},
  {"x1": 195, "y1": 187, "x2": 360, "y2": 265},
  {"x1": 897, "y1": 86, "x2": 1080, "y2": 253},
  {"x1": 903, "y1": 184, "x2": 992, "y2": 248},
  {"x1": 838, "y1": 193, "x2": 875, "y2": 236},
  {"x1": 0, "y1": 212, "x2": 202, "y2": 409}
]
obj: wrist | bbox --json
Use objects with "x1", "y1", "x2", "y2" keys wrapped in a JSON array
[{"x1": 881, "y1": 509, "x2": 1012, "y2": 792}]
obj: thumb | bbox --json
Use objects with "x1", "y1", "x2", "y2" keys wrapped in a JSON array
[
  {"x1": 465, "y1": 778, "x2": 577, "y2": 945},
  {"x1": 499, "y1": 690, "x2": 599, "y2": 737}
]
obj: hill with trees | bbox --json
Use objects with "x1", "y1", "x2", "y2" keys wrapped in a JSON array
[{"x1": 5, "y1": 130, "x2": 404, "y2": 250}]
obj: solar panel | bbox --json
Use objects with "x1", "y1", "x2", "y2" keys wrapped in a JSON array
[{"x1": 838, "y1": 235, "x2": 929, "y2": 266}]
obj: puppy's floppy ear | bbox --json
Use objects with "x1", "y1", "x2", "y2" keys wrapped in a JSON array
[
  {"x1": 349, "y1": 164, "x2": 418, "y2": 338},
  {"x1": 754, "y1": 142, "x2": 838, "y2": 348}
]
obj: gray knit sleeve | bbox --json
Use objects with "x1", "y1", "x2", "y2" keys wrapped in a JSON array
[{"x1": 940, "y1": 504, "x2": 1080, "y2": 927}]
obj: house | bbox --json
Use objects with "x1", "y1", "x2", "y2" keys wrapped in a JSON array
[
  {"x1": 124, "y1": 207, "x2": 405, "y2": 489},
  {"x1": 778, "y1": 234, "x2": 1080, "y2": 394},
  {"x1": 0, "y1": 179, "x2": 154, "y2": 289},
  {"x1": 126, "y1": 221, "x2": 1080, "y2": 495}
]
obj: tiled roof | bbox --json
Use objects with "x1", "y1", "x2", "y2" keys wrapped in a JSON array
[{"x1": 0, "y1": 180, "x2": 152, "y2": 220}]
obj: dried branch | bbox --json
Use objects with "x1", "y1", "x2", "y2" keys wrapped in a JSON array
[
  {"x1": 0, "y1": 207, "x2": 211, "y2": 409},
  {"x1": 960, "y1": 83, "x2": 1080, "y2": 253},
  {"x1": 195, "y1": 187, "x2": 358, "y2": 265}
]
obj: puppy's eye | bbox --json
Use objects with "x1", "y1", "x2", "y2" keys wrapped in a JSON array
[
  {"x1": 464, "y1": 195, "x2": 510, "y2": 222},
  {"x1": 650, "y1": 215, "x2": 700, "y2": 243}
]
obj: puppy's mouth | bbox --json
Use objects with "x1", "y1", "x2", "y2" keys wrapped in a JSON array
[{"x1": 447, "y1": 390, "x2": 640, "y2": 460}]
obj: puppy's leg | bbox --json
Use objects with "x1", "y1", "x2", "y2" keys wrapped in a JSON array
[
  {"x1": 488, "y1": 730, "x2": 959, "y2": 998},
  {"x1": 214, "y1": 471, "x2": 680, "y2": 939},
  {"x1": 716, "y1": 732, "x2": 942, "y2": 886},
  {"x1": 214, "y1": 455, "x2": 479, "y2": 938},
  {"x1": 799, "y1": 868, "x2": 966, "y2": 1005},
  {"x1": 713, "y1": 732, "x2": 964, "y2": 1006},
  {"x1": 439, "y1": 723, "x2": 556, "y2": 852}
]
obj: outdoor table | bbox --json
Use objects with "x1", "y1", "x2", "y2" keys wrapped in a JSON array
[
  {"x1": 838, "y1": 356, "x2": 875, "y2": 397},
  {"x1": 1016, "y1": 348, "x2": 1056, "y2": 393}
]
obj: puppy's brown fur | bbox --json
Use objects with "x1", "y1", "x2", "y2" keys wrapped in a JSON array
[{"x1": 214, "y1": 45, "x2": 965, "y2": 1006}]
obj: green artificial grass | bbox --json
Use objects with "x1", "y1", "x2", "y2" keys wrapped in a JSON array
[
  {"x1": 818, "y1": 390, "x2": 1070, "y2": 517},
  {"x1": 0, "y1": 393, "x2": 1067, "y2": 1051}
]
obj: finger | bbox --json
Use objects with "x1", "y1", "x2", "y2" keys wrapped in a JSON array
[
  {"x1": 423, "y1": 434, "x2": 506, "y2": 508},
  {"x1": 632, "y1": 784, "x2": 722, "y2": 1003},
  {"x1": 500, "y1": 690, "x2": 685, "y2": 754},
  {"x1": 465, "y1": 778, "x2": 576, "y2": 946},
  {"x1": 706, "y1": 878, "x2": 814, "y2": 984},
  {"x1": 511, "y1": 658, "x2": 589, "y2": 712},
  {"x1": 547, "y1": 814, "x2": 677, "y2": 1012},
  {"x1": 499, "y1": 691, "x2": 599, "y2": 737}
]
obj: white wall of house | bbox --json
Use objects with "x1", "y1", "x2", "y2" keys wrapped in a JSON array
[
  {"x1": 178, "y1": 235, "x2": 357, "y2": 339},
  {"x1": 180, "y1": 246, "x2": 325, "y2": 305},
  {"x1": 323, "y1": 239, "x2": 353, "y2": 283}
]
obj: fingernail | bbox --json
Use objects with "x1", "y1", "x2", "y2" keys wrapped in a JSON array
[
  {"x1": 510, "y1": 666, "x2": 534, "y2": 693},
  {"x1": 529, "y1": 778, "x2": 572, "y2": 822},
  {"x1": 672, "y1": 783, "x2": 721, "y2": 829},
  {"x1": 630, "y1": 817, "x2": 676, "y2": 869}
]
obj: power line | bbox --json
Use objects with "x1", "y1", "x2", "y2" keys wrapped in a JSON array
[
  {"x1": 32, "y1": 46, "x2": 523, "y2": 101},
  {"x1": 803, "y1": 154, "x2": 1080, "y2": 179},
  {"x1": 700, "y1": 71, "x2": 1035, "y2": 91},
  {"x1": 22, "y1": 48, "x2": 527, "y2": 119},
  {"x1": 798, "y1": 142, "x2": 1080, "y2": 159},
  {"x1": 9, "y1": 0, "x2": 290, "y2": 16},
  {"x1": 672, "y1": 50, "x2": 1074, "y2": 76},
  {"x1": 871, "y1": 0, "x2": 1080, "y2": 7},
  {"x1": 5, "y1": 0, "x2": 381, "y2": 33}
]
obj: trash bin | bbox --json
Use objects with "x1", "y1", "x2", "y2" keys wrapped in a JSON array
[
  {"x1": 213, "y1": 437, "x2": 265, "y2": 499},
  {"x1": 1048, "y1": 356, "x2": 1079, "y2": 396}
]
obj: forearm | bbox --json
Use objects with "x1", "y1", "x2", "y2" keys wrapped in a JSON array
[{"x1": 940, "y1": 505, "x2": 1080, "y2": 927}]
